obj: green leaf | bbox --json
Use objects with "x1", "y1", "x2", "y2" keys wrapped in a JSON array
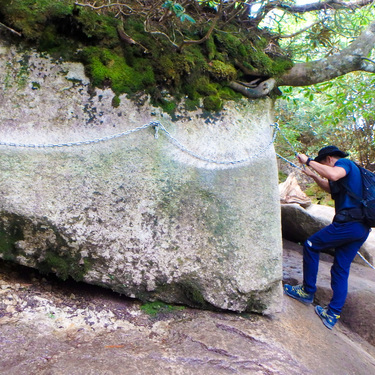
[
  {"x1": 173, "y1": 3, "x2": 184, "y2": 12},
  {"x1": 183, "y1": 14, "x2": 196, "y2": 23},
  {"x1": 162, "y1": 0, "x2": 173, "y2": 9}
]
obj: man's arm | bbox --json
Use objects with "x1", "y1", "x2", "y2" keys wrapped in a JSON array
[
  {"x1": 297, "y1": 154, "x2": 347, "y2": 181},
  {"x1": 303, "y1": 165, "x2": 331, "y2": 192}
]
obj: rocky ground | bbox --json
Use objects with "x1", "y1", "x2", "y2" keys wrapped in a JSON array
[{"x1": 1, "y1": 239, "x2": 375, "y2": 375}]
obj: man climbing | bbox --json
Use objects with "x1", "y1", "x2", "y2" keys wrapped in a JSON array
[{"x1": 283, "y1": 145, "x2": 370, "y2": 329}]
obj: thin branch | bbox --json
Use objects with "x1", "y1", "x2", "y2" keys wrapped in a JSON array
[
  {"x1": 143, "y1": 20, "x2": 179, "y2": 49},
  {"x1": 272, "y1": 0, "x2": 375, "y2": 13},
  {"x1": 179, "y1": 0, "x2": 223, "y2": 49},
  {"x1": 74, "y1": 2, "x2": 134, "y2": 12},
  {"x1": 362, "y1": 57, "x2": 375, "y2": 65},
  {"x1": 278, "y1": 19, "x2": 375, "y2": 85},
  {"x1": 276, "y1": 19, "x2": 324, "y2": 39},
  {"x1": 0, "y1": 22, "x2": 22, "y2": 37}
]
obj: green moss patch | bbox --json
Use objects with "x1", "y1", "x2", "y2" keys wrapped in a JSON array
[
  {"x1": 0, "y1": 0, "x2": 293, "y2": 113},
  {"x1": 0, "y1": 214, "x2": 25, "y2": 262},
  {"x1": 80, "y1": 46, "x2": 155, "y2": 96},
  {"x1": 0, "y1": 212, "x2": 93, "y2": 282},
  {"x1": 305, "y1": 183, "x2": 335, "y2": 206},
  {"x1": 37, "y1": 250, "x2": 93, "y2": 282},
  {"x1": 140, "y1": 301, "x2": 185, "y2": 316}
]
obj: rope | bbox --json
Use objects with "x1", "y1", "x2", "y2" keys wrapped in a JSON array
[{"x1": 357, "y1": 251, "x2": 375, "y2": 270}]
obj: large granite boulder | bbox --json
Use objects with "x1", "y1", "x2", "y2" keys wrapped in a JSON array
[{"x1": 0, "y1": 43, "x2": 282, "y2": 313}]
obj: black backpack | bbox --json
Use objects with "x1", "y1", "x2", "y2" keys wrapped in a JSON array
[{"x1": 342, "y1": 165, "x2": 375, "y2": 227}]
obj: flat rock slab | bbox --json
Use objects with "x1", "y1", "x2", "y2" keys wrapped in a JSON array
[{"x1": 1, "y1": 240, "x2": 375, "y2": 375}]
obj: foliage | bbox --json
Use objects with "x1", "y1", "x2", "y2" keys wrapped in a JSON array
[
  {"x1": 261, "y1": 2, "x2": 375, "y2": 64},
  {"x1": 0, "y1": 0, "x2": 73, "y2": 39},
  {"x1": 162, "y1": 1, "x2": 196, "y2": 23},
  {"x1": 268, "y1": 0, "x2": 375, "y2": 170},
  {"x1": 305, "y1": 183, "x2": 334, "y2": 207},
  {"x1": 275, "y1": 69, "x2": 375, "y2": 170},
  {"x1": 0, "y1": 0, "x2": 374, "y2": 120}
]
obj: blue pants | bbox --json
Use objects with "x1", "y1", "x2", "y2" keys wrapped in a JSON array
[{"x1": 303, "y1": 221, "x2": 370, "y2": 315}]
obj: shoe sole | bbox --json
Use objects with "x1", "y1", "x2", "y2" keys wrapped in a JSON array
[
  {"x1": 284, "y1": 289, "x2": 313, "y2": 305},
  {"x1": 314, "y1": 306, "x2": 334, "y2": 330}
]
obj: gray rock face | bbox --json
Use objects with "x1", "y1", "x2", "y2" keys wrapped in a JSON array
[
  {"x1": 281, "y1": 203, "x2": 333, "y2": 242},
  {"x1": 0, "y1": 43, "x2": 282, "y2": 313}
]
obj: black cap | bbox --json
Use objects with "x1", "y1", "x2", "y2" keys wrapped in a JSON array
[{"x1": 314, "y1": 146, "x2": 349, "y2": 163}]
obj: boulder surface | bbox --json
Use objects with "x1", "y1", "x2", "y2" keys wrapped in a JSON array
[
  {"x1": 0, "y1": 43, "x2": 282, "y2": 313},
  {"x1": 1, "y1": 240, "x2": 375, "y2": 374}
]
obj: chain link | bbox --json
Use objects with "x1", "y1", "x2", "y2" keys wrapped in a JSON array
[
  {"x1": 3, "y1": 120, "x2": 375, "y2": 268},
  {"x1": 0, "y1": 120, "x2": 280, "y2": 165},
  {"x1": 155, "y1": 122, "x2": 278, "y2": 165},
  {"x1": 0, "y1": 121, "x2": 157, "y2": 148},
  {"x1": 274, "y1": 122, "x2": 299, "y2": 157}
]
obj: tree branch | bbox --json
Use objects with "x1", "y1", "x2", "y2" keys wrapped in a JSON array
[
  {"x1": 228, "y1": 78, "x2": 276, "y2": 98},
  {"x1": 276, "y1": 20, "x2": 324, "y2": 39},
  {"x1": 143, "y1": 20, "x2": 179, "y2": 49},
  {"x1": 278, "y1": 19, "x2": 375, "y2": 86},
  {"x1": 74, "y1": 2, "x2": 134, "y2": 12},
  {"x1": 0, "y1": 22, "x2": 22, "y2": 37},
  {"x1": 272, "y1": 0, "x2": 375, "y2": 13}
]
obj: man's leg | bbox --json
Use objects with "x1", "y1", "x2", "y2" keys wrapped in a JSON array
[
  {"x1": 285, "y1": 221, "x2": 369, "y2": 305},
  {"x1": 284, "y1": 224, "x2": 339, "y2": 304},
  {"x1": 312, "y1": 222, "x2": 369, "y2": 329},
  {"x1": 302, "y1": 223, "x2": 347, "y2": 294},
  {"x1": 329, "y1": 223, "x2": 369, "y2": 316}
]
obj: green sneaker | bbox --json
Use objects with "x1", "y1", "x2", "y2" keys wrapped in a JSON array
[
  {"x1": 315, "y1": 305, "x2": 340, "y2": 330},
  {"x1": 284, "y1": 284, "x2": 314, "y2": 305}
]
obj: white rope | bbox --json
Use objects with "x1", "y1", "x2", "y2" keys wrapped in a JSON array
[{"x1": 357, "y1": 251, "x2": 375, "y2": 270}]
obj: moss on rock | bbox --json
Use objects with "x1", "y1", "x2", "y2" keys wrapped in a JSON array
[
  {"x1": 0, "y1": 0, "x2": 293, "y2": 113},
  {"x1": 0, "y1": 212, "x2": 93, "y2": 282},
  {"x1": 203, "y1": 95, "x2": 223, "y2": 111}
]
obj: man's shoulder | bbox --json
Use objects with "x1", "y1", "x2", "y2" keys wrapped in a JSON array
[{"x1": 335, "y1": 158, "x2": 356, "y2": 172}]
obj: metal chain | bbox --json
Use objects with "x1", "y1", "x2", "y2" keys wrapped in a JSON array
[
  {"x1": 0, "y1": 120, "x2": 279, "y2": 165},
  {"x1": 2, "y1": 119, "x2": 375, "y2": 269},
  {"x1": 274, "y1": 122, "x2": 299, "y2": 156},
  {"x1": 0, "y1": 121, "x2": 157, "y2": 148},
  {"x1": 155, "y1": 122, "x2": 279, "y2": 165}
]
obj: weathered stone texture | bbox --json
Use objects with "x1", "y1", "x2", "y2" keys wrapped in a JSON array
[{"x1": 0, "y1": 43, "x2": 282, "y2": 313}]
